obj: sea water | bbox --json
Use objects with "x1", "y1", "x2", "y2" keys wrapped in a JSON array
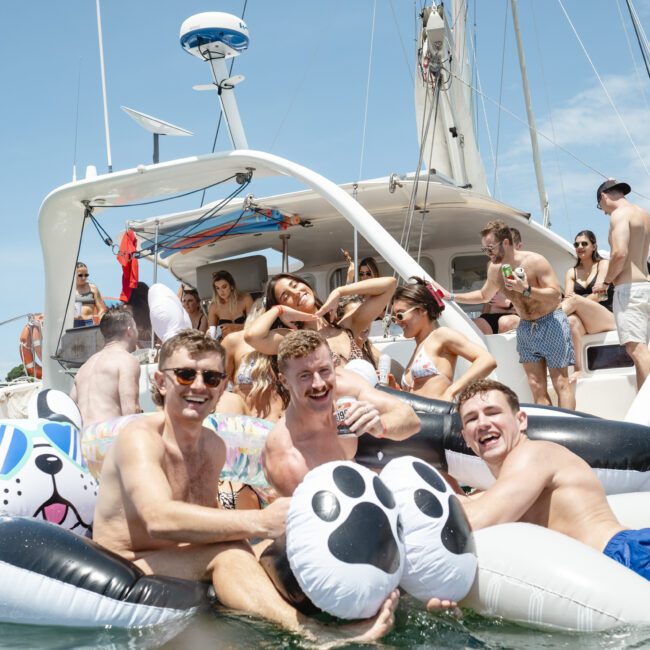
[{"x1": 1, "y1": 596, "x2": 649, "y2": 649}]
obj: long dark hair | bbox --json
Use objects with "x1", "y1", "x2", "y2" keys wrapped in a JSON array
[
  {"x1": 573, "y1": 230, "x2": 602, "y2": 268},
  {"x1": 391, "y1": 277, "x2": 445, "y2": 321},
  {"x1": 358, "y1": 257, "x2": 380, "y2": 278}
]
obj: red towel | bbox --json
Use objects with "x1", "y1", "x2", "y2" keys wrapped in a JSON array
[{"x1": 117, "y1": 229, "x2": 139, "y2": 302}]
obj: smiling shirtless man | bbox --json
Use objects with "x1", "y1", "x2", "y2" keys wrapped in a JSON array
[
  {"x1": 93, "y1": 330, "x2": 396, "y2": 643},
  {"x1": 263, "y1": 330, "x2": 421, "y2": 497}
]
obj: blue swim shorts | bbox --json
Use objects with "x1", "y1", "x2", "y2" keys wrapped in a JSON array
[
  {"x1": 603, "y1": 528, "x2": 650, "y2": 580},
  {"x1": 516, "y1": 309, "x2": 575, "y2": 368}
]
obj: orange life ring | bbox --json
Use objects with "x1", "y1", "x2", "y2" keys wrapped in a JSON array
[{"x1": 19, "y1": 314, "x2": 44, "y2": 379}]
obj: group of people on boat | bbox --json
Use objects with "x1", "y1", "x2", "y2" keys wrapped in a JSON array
[{"x1": 59, "y1": 176, "x2": 650, "y2": 640}]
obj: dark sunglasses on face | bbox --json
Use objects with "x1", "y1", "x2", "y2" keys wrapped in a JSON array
[
  {"x1": 77, "y1": 273, "x2": 89, "y2": 278},
  {"x1": 480, "y1": 244, "x2": 498, "y2": 254},
  {"x1": 161, "y1": 367, "x2": 227, "y2": 387},
  {"x1": 573, "y1": 241, "x2": 590, "y2": 249},
  {"x1": 359, "y1": 271, "x2": 373, "y2": 278}
]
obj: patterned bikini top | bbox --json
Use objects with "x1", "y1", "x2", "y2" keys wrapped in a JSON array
[
  {"x1": 330, "y1": 330, "x2": 366, "y2": 367},
  {"x1": 401, "y1": 335, "x2": 441, "y2": 390}
]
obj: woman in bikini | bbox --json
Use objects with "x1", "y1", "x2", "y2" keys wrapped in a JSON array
[
  {"x1": 207, "y1": 270, "x2": 253, "y2": 339},
  {"x1": 181, "y1": 289, "x2": 208, "y2": 333},
  {"x1": 561, "y1": 230, "x2": 615, "y2": 371},
  {"x1": 244, "y1": 272, "x2": 396, "y2": 366},
  {"x1": 74, "y1": 262, "x2": 107, "y2": 328},
  {"x1": 392, "y1": 277, "x2": 496, "y2": 401}
]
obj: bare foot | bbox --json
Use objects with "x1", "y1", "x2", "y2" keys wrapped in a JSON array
[
  {"x1": 312, "y1": 589, "x2": 399, "y2": 648},
  {"x1": 426, "y1": 596, "x2": 462, "y2": 618}
]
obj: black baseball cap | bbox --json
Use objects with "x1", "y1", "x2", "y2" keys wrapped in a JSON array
[{"x1": 596, "y1": 179, "x2": 631, "y2": 203}]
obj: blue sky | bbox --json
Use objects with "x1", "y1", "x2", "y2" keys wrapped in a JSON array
[{"x1": 1, "y1": 0, "x2": 649, "y2": 377}]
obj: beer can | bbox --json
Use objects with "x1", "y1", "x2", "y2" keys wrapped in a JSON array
[
  {"x1": 514, "y1": 267, "x2": 525, "y2": 279},
  {"x1": 334, "y1": 396, "x2": 357, "y2": 437},
  {"x1": 501, "y1": 264, "x2": 514, "y2": 279}
]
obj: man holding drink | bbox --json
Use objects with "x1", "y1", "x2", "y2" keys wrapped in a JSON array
[
  {"x1": 442, "y1": 220, "x2": 575, "y2": 409},
  {"x1": 263, "y1": 330, "x2": 420, "y2": 497}
]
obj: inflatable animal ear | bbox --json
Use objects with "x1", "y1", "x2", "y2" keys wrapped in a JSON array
[
  {"x1": 286, "y1": 461, "x2": 403, "y2": 619},
  {"x1": 148, "y1": 283, "x2": 192, "y2": 342},
  {"x1": 0, "y1": 419, "x2": 96, "y2": 536},
  {"x1": 27, "y1": 389, "x2": 83, "y2": 430},
  {"x1": 380, "y1": 456, "x2": 477, "y2": 603}
]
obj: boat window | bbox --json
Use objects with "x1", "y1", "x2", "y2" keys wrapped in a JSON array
[
  {"x1": 329, "y1": 267, "x2": 348, "y2": 291},
  {"x1": 451, "y1": 254, "x2": 486, "y2": 318},
  {"x1": 586, "y1": 344, "x2": 634, "y2": 371},
  {"x1": 328, "y1": 257, "x2": 435, "y2": 292},
  {"x1": 298, "y1": 273, "x2": 317, "y2": 290}
]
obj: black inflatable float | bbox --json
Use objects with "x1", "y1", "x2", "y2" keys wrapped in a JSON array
[
  {"x1": 357, "y1": 387, "x2": 650, "y2": 493},
  {"x1": 0, "y1": 516, "x2": 210, "y2": 628}
]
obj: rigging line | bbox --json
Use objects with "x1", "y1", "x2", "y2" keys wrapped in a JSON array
[
  {"x1": 492, "y1": 0, "x2": 509, "y2": 198},
  {"x1": 626, "y1": 0, "x2": 650, "y2": 79},
  {"x1": 388, "y1": 0, "x2": 414, "y2": 85},
  {"x1": 416, "y1": 96, "x2": 439, "y2": 264},
  {"x1": 556, "y1": 0, "x2": 650, "y2": 178},
  {"x1": 530, "y1": 0, "x2": 571, "y2": 234},
  {"x1": 99, "y1": 174, "x2": 239, "y2": 209},
  {"x1": 449, "y1": 70, "x2": 650, "y2": 200},
  {"x1": 200, "y1": 0, "x2": 249, "y2": 208},
  {"x1": 71, "y1": 58, "x2": 82, "y2": 182},
  {"x1": 358, "y1": 0, "x2": 378, "y2": 183},
  {"x1": 616, "y1": 0, "x2": 650, "y2": 110}
]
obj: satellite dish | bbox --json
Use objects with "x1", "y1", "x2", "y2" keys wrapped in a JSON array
[{"x1": 121, "y1": 106, "x2": 193, "y2": 163}]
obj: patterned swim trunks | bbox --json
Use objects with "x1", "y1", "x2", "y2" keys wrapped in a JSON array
[
  {"x1": 516, "y1": 308, "x2": 575, "y2": 368},
  {"x1": 603, "y1": 528, "x2": 650, "y2": 580}
]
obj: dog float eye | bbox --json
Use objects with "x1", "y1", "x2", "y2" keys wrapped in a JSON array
[
  {"x1": 0, "y1": 425, "x2": 29, "y2": 476},
  {"x1": 42, "y1": 423, "x2": 85, "y2": 467}
]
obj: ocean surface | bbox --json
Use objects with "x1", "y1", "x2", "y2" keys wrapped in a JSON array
[{"x1": 2, "y1": 596, "x2": 649, "y2": 650}]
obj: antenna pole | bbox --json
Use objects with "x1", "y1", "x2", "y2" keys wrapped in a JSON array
[
  {"x1": 511, "y1": 0, "x2": 550, "y2": 227},
  {"x1": 96, "y1": 0, "x2": 113, "y2": 173}
]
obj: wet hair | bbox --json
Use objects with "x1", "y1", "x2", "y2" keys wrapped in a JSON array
[
  {"x1": 573, "y1": 229, "x2": 602, "y2": 267},
  {"x1": 510, "y1": 227, "x2": 522, "y2": 247},
  {"x1": 212, "y1": 270, "x2": 240, "y2": 314},
  {"x1": 456, "y1": 379, "x2": 520, "y2": 415},
  {"x1": 127, "y1": 282, "x2": 153, "y2": 344},
  {"x1": 391, "y1": 276, "x2": 444, "y2": 321},
  {"x1": 99, "y1": 307, "x2": 135, "y2": 343},
  {"x1": 358, "y1": 257, "x2": 380, "y2": 278},
  {"x1": 277, "y1": 330, "x2": 329, "y2": 374},
  {"x1": 480, "y1": 220, "x2": 513, "y2": 245},
  {"x1": 151, "y1": 330, "x2": 225, "y2": 406}
]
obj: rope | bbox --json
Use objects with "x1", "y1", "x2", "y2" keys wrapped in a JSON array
[
  {"x1": 449, "y1": 70, "x2": 650, "y2": 201},
  {"x1": 556, "y1": 0, "x2": 650, "y2": 178},
  {"x1": 388, "y1": 0, "x2": 414, "y2": 85},
  {"x1": 625, "y1": 0, "x2": 650, "y2": 79},
  {"x1": 357, "y1": 0, "x2": 378, "y2": 183},
  {"x1": 616, "y1": 0, "x2": 650, "y2": 110}
]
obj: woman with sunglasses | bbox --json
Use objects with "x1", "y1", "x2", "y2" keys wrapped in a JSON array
[
  {"x1": 343, "y1": 251, "x2": 381, "y2": 284},
  {"x1": 181, "y1": 289, "x2": 208, "y2": 333},
  {"x1": 207, "y1": 270, "x2": 253, "y2": 339},
  {"x1": 244, "y1": 272, "x2": 396, "y2": 366},
  {"x1": 74, "y1": 262, "x2": 107, "y2": 328},
  {"x1": 561, "y1": 230, "x2": 615, "y2": 372},
  {"x1": 392, "y1": 277, "x2": 496, "y2": 401}
]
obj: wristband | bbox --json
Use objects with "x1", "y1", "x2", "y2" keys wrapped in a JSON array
[{"x1": 449, "y1": 293, "x2": 456, "y2": 302}]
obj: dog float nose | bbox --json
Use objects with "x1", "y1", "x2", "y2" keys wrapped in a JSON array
[{"x1": 35, "y1": 454, "x2": 63, "y2": 475}]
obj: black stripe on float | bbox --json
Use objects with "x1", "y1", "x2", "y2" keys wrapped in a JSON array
[{"x1": 0, "y1": 517, "x2": 208, "y2": 611}]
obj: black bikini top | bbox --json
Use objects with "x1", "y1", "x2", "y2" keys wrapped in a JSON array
[{"x1": 217, "y1": 315, "x2": 246, "y2": 326}]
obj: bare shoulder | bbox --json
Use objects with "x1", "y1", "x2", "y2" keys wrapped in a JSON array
[
  {"x1": 504, "y1": 438, "x2": 567, "y2": 471},
  {"x1": 114, "y1": 413, "x2": 165, "y2": 459}
]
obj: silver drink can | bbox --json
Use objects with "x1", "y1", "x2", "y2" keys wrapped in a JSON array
[
  {"x1": 334, "y1": 396, "x2": 357, "y2": 438},
  {"x1": 514, "y1": 267, "x2": 525, "y2": 279}
]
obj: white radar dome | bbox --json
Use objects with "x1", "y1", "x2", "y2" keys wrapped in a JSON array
[{"x1": 180, "y1": 12, "x2": 249, "y2": 60}]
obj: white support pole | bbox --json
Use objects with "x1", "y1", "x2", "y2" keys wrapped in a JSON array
[{"x1": 96, "y1": 0, "x2": 113, "y2": 173}]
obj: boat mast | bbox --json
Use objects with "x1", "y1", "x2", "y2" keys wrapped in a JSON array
[
  {"x1": 95, "y1": 0, "x2": 113, "y2": 173},
  {"x1": 510, "y1": 0, "x2": 549, "y2": 227}
]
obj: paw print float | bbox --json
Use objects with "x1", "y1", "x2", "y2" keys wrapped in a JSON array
[
  {"x1": 286, "y1": 461, "x2": 404, "y2": 619},
  {"x1": 380, "y1": 456, "x2": 477, "y2": 603}
]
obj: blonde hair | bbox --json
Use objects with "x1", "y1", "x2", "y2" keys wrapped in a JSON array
[{"x1": 211, "y1": 270, "x2": 240, "y2": 315}]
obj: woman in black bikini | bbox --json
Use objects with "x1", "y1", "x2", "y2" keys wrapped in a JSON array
[
  {"x1": 207, "y1": 270, "x2": 253, "y2": 339},
  {"x1": 244, "y1": 272, "x2": 396, "y2": 366},
  {"x1": 561, "y1": 230, "x2": 615, "y2": 371},
  {"x1": 181, "y1": 289, "x2": 208, "y2": 333}
]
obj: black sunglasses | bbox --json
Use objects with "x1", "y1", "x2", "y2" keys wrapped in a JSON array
[
  {"x1": 161, "y1": 367, "x2": 227, "y2": 387},
  {"x1": 77, "y1": 273, "x2": 89, "y2": 278},
  {"x1": 573, "y1": 241, "x2": 590, "y2": 248}
]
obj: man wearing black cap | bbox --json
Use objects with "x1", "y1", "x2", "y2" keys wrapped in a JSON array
[{"x1": 593, "y1": 179, "x2": 650, "y2": 389}]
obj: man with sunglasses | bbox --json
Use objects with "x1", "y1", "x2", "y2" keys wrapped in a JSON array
[
  {"x1": 441, "y1": 220, "x2": 575, "y2": 410},
  {"x1": 93, "y1": 329, "x2": 396, "y2": 643},
  {"x1": 71, "y1": 307, "x2": 141, "y2": 429},
  {"x1": 263, "y1": 330, "x2": 420, "y2": 497},
  {"x1": 592, "y1": 179, "x2": 650, "y2": 390}
]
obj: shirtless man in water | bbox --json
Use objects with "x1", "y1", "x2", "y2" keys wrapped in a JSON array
[
  {"x1": 443, "y1": 220, "x2": 575, "y2": 409},
  {"x1": 71, "y1": 307, "x2": 141, "y2": 426},
  {"x1": 264, "y1": 330, "x2": 420, "y2": 497},
  {"x1": 93, "y1": 330, "x2": 396, "y2": 643},
  {"x1": 592, "y1": 179, "x2": 650, "y2": 389},
  {"x1": 428, "y1": 378, "x2": 646, "y2": 611}
]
